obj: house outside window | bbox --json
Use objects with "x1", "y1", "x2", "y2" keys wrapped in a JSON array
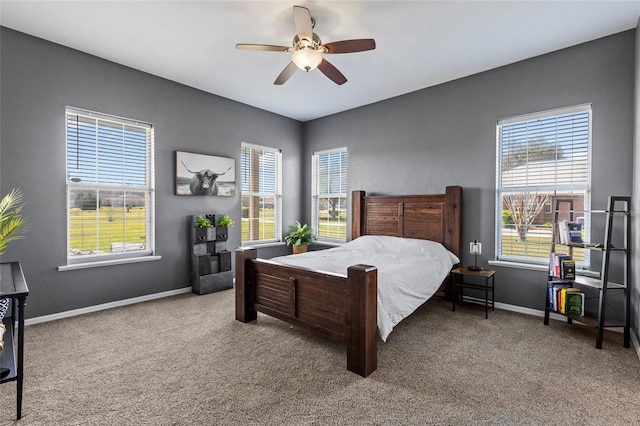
[
  {"x1": 312, "y1": 148, "x2": 348, "y2": 243},
  {"x1": 65, "y1": 107, "x2": 155, "y2": 264},
  {"x1": 241, "y1": 143, "x2": 282, "y2": 244},
  {"x1": 496, "y1": 104, "x2": 591, "y2": 266}
]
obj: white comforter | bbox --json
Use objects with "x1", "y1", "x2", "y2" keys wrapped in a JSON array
[{"x1": 269, "y1": 235, "x2": 459, "y2": 341}]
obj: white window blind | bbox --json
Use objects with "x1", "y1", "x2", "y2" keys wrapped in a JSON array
[
  {"x1": 241, "y1": 143, "x2": 282, "y2": 244},
  {"x1": 496, "y1": 104, "x2": 591, "y2": 264},
  {"x1": 312, "y1": 148, "x2": 348, "y2": 242},
  {"x1": 66, "y1": 107, "x2": 154, "y2": 264}
]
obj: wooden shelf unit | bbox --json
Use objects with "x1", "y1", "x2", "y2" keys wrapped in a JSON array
[
  {"x1": 543, "y1": 196, "x2": 631, "y2": 349},
  {"x1": 190, "y1": 214, "x2": 233, "y2": 295}
]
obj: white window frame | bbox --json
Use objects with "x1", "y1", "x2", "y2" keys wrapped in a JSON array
[
  {"x1": 496, "y1": 104, "x2": 592, "y2": 267},
  {"x1": 312, "y1": 147, "x2": 348, "y2": 244},
  {"x1": 64, "y1": 107, "x2": 155, "y2": 266},
  {"x1": 240, "y1": 142, "x2": 282, "y2": 246}
]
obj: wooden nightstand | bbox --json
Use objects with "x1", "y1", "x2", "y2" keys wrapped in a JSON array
[{"x1": 451, "y1": 266, "x2": 495, "y2": 319}]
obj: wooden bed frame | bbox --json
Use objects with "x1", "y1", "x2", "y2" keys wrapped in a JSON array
[{"x1": 235, "y1": 186, "x2": 462, "y2": 377}]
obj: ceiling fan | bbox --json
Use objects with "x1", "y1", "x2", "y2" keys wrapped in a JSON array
[{"x1": 236, "y1": 5, "x2": 376, "y2": 85}]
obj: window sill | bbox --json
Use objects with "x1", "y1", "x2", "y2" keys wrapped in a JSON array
[
  {"x1": 488, "y1": 260, "x2": 600, "y2": 277},
  {"x1": 488, "y1": 260, "x2": 547, "y2": 272},
  {"x1": 58, "y1": 255, "x2": 162, "y2": 271},
  {"x1": 241, "y1": 241, "x2": 286, "y2": 249}
]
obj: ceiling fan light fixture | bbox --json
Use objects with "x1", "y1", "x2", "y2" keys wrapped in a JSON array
[
  {"x1": 292, "y1": 48, "x2": 322, "y2": 72},
  {"x1": 236, "y1": 6, "x2": 375, "y2": 85}
]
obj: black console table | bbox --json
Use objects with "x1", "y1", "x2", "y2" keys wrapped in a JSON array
[{"x1": 0, "y1": 262, "x2": 29, "y2": 420}]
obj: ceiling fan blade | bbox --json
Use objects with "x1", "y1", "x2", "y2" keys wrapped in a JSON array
[
  {"x1": 274, "y1": 62, "x2": 298, "y2": 85},
  {"x1": 322, "y1": 39, "x2": 376, "y2": 54},
  {"x1": 293, "y1": 5, "x2": 313, "y2": 41},
  {"x1": 236, "y1": 44, "x2": 290, "y2": 52},
  {"x1": 317, "y1": 58, "x2": 347, "y2": 85}
]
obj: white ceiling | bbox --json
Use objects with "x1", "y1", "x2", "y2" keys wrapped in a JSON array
[{"x1": 1, "y1": 1, "x2": 639, "y2": 122}]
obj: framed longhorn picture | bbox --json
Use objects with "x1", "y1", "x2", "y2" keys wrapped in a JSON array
[{"x1": 175, "y1": 151, "x2": 236, "y2": 196}]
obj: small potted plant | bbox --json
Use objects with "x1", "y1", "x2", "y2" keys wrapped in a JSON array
[
  {"x1": 285, "y1": 221, "x2": 316, "y2": 254},
  {"x1": 195, "y1": 215, "x2": 213, "y2": 229},
  {"x1": 194, "y1": 214, "x2": 214, "y2": 241},
  {"x1": 216, "y1": 214, "x2": 234, "y2": 228},
  {"x1": 216, "y1": 214, "x2": 234, "y2": 241}
]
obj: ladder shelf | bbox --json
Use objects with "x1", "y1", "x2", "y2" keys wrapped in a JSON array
[{"x1": 543, "y1": 196, "x2": 630, "y2": 349}]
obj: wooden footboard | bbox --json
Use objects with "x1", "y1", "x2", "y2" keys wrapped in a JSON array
[{"x1": 235, "y1": 247, "x2": 378, "y2": 377}]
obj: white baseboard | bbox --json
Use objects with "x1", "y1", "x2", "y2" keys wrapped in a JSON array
[
  {"x1": 455, "y1": 295, "x2": 562, "y2": 320},
  {"x1": 25, "y1": 287, "x2": 192, "y2": 326}
]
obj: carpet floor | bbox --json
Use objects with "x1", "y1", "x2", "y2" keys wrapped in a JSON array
[{"x1": 0, "y1": 289, "x2": 639, "y2": 425}]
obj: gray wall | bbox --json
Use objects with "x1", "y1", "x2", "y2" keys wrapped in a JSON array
[
  {"x1": 0, "y1": 27, "x2": 303, "y2": 318},
  {"x1": 304, "y1": 31, "x2": 635, "y2": 312}
]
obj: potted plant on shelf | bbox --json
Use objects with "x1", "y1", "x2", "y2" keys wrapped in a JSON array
[
  {"x1": 194, "y1": 214, "x2": 215, "y2": 241},
  {"x1": 216, "y1": 214, "x2": 234, "y2": 228},
  {"x1": 195, "y1": 215, "x2": 213, "y2": 228},
  {"x1": 285, "y1": 221, "x2": 316, "y2": 254},
  {"x1": 216, "y1": 214, "x2": 234, "y2": 241}
]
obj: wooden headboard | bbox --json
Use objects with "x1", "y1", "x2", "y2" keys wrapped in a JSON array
[{"x1": 351, "y1": 186, "x2": 462, "y2": 258}]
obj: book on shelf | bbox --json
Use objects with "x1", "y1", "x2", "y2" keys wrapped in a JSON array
[
  {"x1": 547, "y1": 281, "x2": 571, "y2": 311},
  {"x1": 558, "y1": 287, "x2": 580, "y2": 314},
  {"x1": 567, "y1": 222, "x2": 583, "y2": 244},
  {"x1": 564, "y1": 291, "x2": 585, "y2": 317},
  {"x1": 561, "y1": 259, "x2": 575, "y2": 280},
  {"x1": 558, "y1": 221, "x2": 568, "y2": 244},
  {"x1": 549, "y1": 253, "x2": 572, "y2": 279},
  {"x1": 557, "y1": 220, "x2": 583, "y2": 245}
]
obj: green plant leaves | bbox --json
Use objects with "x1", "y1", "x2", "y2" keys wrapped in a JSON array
[
  {"x1": 285, "y1": 221, "x2": 316, "y2": 246},
  {"x1": 0, "y1": 188, "x2": 29, "y2": 255}
]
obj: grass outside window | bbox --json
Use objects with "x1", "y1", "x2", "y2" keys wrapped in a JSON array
[{"x1": 69, "y1": 206, "x2": 147, "y2": 254}]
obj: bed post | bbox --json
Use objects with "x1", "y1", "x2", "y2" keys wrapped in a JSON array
[
  {"x1": 235, "y1": 247, "x2": 257, "y2": 322},
  {"x1": 346, "y1": 264, "x2": 377, "y2": 377},
  {"x1": 351, "y1": 190, "x2": 366, "y2": 240},
  {"x1": 444, "y1": 186, "x2": 462, "y2": 259},
  {"x1": 443, "y1": 186, "x2": 462, "y2": 301}
]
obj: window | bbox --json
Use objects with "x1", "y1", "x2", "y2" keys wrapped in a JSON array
[
  {"x1": 65, "y1": 107, "x2": 155, "y2": 264},
  {"x1": 496, "y1": 104, "x2": 591, "y2": 265},
  {"x1": 241, "y1": 143, "x2": 282, "y2": 244},
  {"x1": 312, "y1": 148, "x2": 348, "y2": 243}
]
